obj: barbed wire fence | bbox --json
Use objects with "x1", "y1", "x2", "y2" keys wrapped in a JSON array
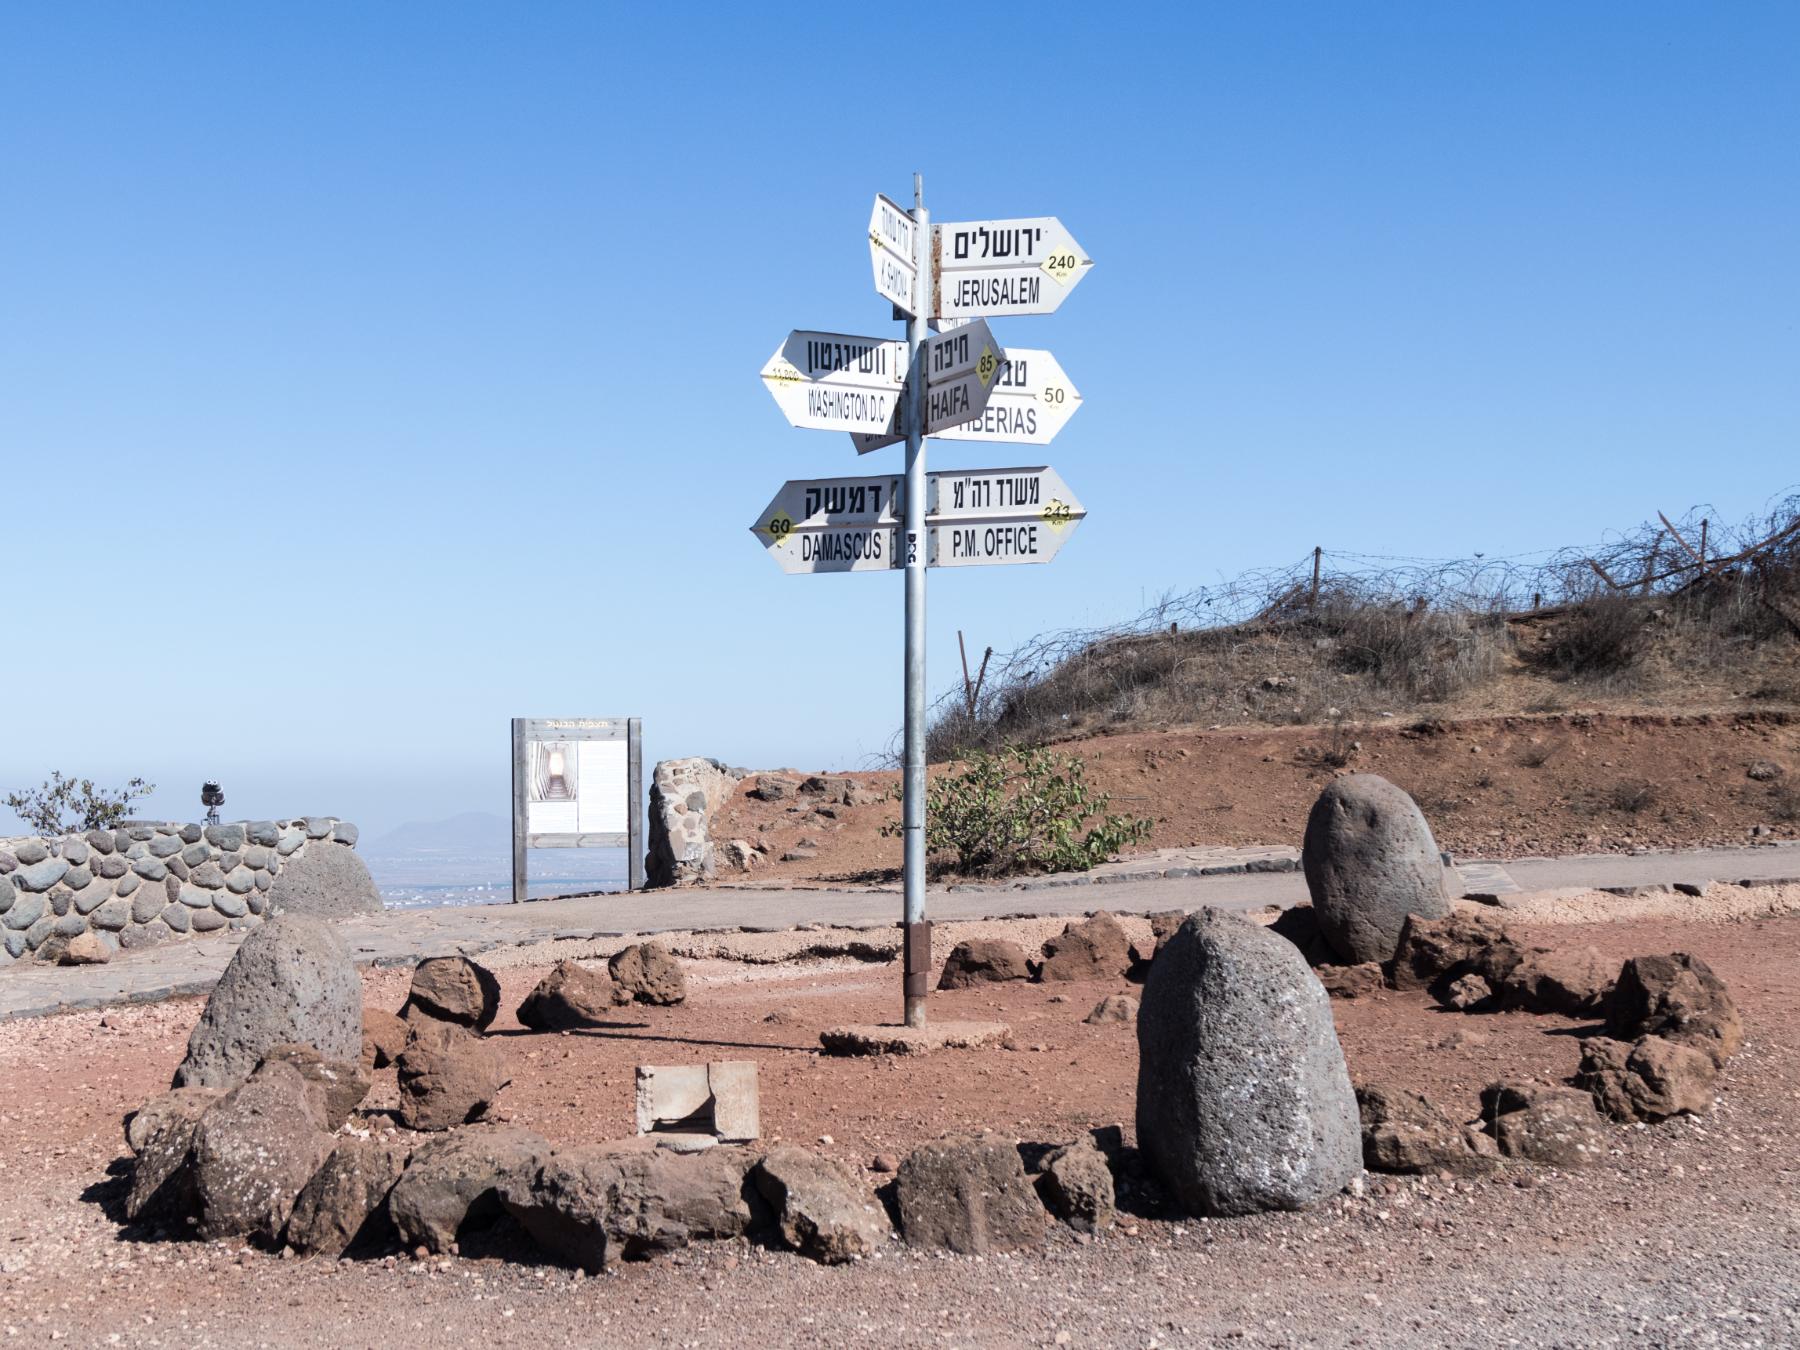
[{"x1": 874, "y1": 490, "x2": 1800, "y2": 766}]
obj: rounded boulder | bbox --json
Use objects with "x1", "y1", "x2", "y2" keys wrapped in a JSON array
[
  {"x1": 266, "y1": 841, "x2": 383, "y2": 920},
  {"x1": 1301, "y1": 774, "x2": 1452, "y2": 965},
  {"x1": 174, "y1": 912, "x2": 363, "y2": 1089},
  {"x1": 1136, "y1": 908, "x2": 1360, "y2": 1217}
]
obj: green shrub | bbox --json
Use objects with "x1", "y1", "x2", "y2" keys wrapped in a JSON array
[
  {"x1": 5, "y1": 772, "x2": 154, "y2": 835},
  {"x1": 887, "y1": 747, "x2": 1152, "y2": 877}
]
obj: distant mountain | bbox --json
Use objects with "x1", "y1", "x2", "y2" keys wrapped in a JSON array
[{"x1": 366, "y1": 811, "x2": 510, "y2": 857}]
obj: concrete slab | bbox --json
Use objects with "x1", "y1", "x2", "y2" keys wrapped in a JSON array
[{"x1": 819, "y1": 1021, "x2": 1012, "y2": 1056}]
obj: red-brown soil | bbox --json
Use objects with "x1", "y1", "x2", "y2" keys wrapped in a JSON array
[
  {"x1": 0, "y1": 902, "x2": 1795, "y2": 1346},
  {"x1": 711, "y1": 709, "x2": 1798, "y2": 885}
]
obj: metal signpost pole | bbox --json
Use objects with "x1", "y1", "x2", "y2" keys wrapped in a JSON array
[{"x1": 902, "y1": 173, "x2": 931, "y2": 1027}]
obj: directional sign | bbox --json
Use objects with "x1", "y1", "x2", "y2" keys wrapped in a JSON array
[
  {"x1": 760, "y1": 332, "x2": 905, "y2": 435},
  {"x1": 849, "y1": 319, "x2": 1008, "y2": 454},
  {"x1": 928, "y1": 465, "x2": 1086, "y2": 567},
  {"x1": 751, "y1": 466, "x2": 1083, "y2": 572},
  {"x1": 850, "y1": 347, "x2": 1080, "y2": 451},
  {"x1": 922, "y1": 317, "x2": 1006, "y2": 434},
  {"x1": 933, "y1": 217, "x2": 1093, "y2": 318},
  {"x1": 868, "y1": 193, "x2": 918, "y2": 315},
  {"x1": 749, "y1": 473, "x2": 901, "y2": 574}
]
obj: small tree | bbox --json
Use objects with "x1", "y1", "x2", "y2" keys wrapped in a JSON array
[
  {"x1": 5, "y1": 772, "x2": 155, "y2": 835},
  {"x1": 887, "y1": 746, "x2": 1152, "y2": 877}
]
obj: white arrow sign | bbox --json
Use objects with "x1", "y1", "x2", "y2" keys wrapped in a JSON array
[
  {"x1": 922, "y1": 316, "x2": 1006, "y2": 435},
  {"x1": 761, "y1": 332, "x2": 905, "y2": 434},
  {"x1": 933, "y1": 217, "x2": 1093, "y2": 318},
  {"x1": 751, "y1": 466, "x2": 1083, "y2": 573},
  {"x1": 850, "y1": 347, "x2": 1080, "y2": 452},
  {"x1": 847, "y1": 318, "x2": 1008, "y2": 454},
  {"x1": 928, "y1": 465, "x2": 1086, "y2": 567},
  {"x1": 749, "y1": 473, "x2": 901, "y2": 574},
  {"x1": 868, "y1": 193, "x2": 918, "y2": 315}
]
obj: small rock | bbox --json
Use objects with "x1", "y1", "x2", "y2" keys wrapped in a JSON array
[
  {"x1": 1575, "y1": 1035, "x2": 1717, "y2": 1122},
  {"x1": 1477, "y1": 1081, "x2": 1607, "y2": 1167},
  {"x1": 1037, "y1": 1139, "x2": 1116, "y2": 1233},
  {"x1": 517, "y1": 960, "x2": 630, "y2": 1030},
  {"x1": 287, "y1": 1138, "x2": 411, "y2": 1256},
  {"x1": 361, "y1": 1007, "x2": 409, "y2": 1071},
  {"x1": 405, "y1": 956, "x2": 502, "y2": 1031},
  {"x1": 1356, "y1": 1082, "x2": 1493, "y2": 1175},
  {"x1": 1083, "y1": 994, "x2": 1139, "y2": 1025},
  {"x1": 1035, "y1": 912, "x2": 1132, "y2": 982},
  {"x1": 396, "y1": 1022, "x2": 510, "y2": 1131},
  {"x1": 609, "y1": 942, "x2": 687, "y2": 1005},
  {"x1": 1441, "y1": 973, "x2": 1494, "y2": 1011},
  {"x1": 937, "y1": 939, "x2": 1032, "y2": 989},
  {"x1": 1315, "y1": 962, "x2": 1385, "y2": 1000},
  {"x1": 1604, "y1": 952, "x2": 1743, "y2": 1066}
]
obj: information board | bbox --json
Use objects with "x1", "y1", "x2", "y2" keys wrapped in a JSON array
[{"x1": 511, "y1": 717, "x2": 644, "y2": 900}]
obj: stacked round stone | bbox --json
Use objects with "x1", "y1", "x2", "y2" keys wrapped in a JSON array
[{"x1": 0, "y1": 817, "x2": 356, "y2": 965}]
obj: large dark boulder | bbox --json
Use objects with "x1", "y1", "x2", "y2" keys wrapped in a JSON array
[
  {"x1": 266, "y1": 842, "x2": 383, "y2": 919},
  {"x1": 752, "y1": 1146, "x2": 889, "y2": 1264},
  {"x1": 895, "y1": 1131, "x2": 1046, "y2": 1254},
  {"x1": 1136, "y1": 909, "x2": 1360, "y2": 1216},
  {"x1": 191, "y1": 1060, "x2": 337, "y2": 1240},
  {"x1": 396, "y1": 1021, "x2": 510, "y2": 1130},
  {"x1": 387, "y1": 1126, "x2": 553, "y2": 1254},
  {"x1": 1356, "y1": 1082, "x2": 1492, "y2": 1175},
  {"x1": 286, "y1": 1138, "x2": 412, "y2": 1256},
  {"x1": 499, "y1": 1144, "x2": 764, "y2": 1272},
  {"x1": 1302, "y1": 774, "x2": 1452, "y2": 965},
  {"x1": 1575, "y1": 1035, "x2": 1717, "y2": 1122},
  {"x1": 174, "y1": 912, "x2": 363, "y2": 1090},
  {"x1": 1605, "y1": 952, "x2": 1743, "y2": 1067}
]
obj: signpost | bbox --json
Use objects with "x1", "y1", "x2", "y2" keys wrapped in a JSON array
[
  {"x1": 750, "y1": 466, "x2": 1084, "y2": 573},
  {"x1": 933, "y1": 217, "x2": 1093, "y2": 318},
  {"x1": 757, "y1": 176, "x2": 1093, "y2": 1026}
]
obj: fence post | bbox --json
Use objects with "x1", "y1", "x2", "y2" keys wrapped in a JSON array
[{"x1": 1309, "y1": 546, "x2": 1322, "y2": 610}]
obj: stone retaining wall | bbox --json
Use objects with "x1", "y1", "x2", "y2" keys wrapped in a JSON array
[{"x1": 0, "y1": 817, "x2": 360, "y2": 970}]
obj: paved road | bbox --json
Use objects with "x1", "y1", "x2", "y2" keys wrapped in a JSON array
[{"x1": 2, "y1": 842, "x2": 1794, "y2": 1021}]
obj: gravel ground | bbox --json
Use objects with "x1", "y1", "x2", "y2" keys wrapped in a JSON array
[{"x1": 1, "y1": 900, "x2": 1795, "y2": 1348}]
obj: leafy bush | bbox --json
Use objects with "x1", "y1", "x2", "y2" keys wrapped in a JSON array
[
  {"x1": 5, "y1": 772, "x2": 154, "y2": 835},
  {"x1": 888, "y1": 747, "x2": 1152, "y2": 877}
]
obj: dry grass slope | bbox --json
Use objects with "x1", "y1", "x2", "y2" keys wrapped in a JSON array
[{"x1": 928, "y1": 497, "x2": 1800, "y2": 761}]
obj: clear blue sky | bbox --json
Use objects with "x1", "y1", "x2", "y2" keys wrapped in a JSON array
[{"x1": 3, "y1": 3, "x2": 1796, "y2": 838}]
